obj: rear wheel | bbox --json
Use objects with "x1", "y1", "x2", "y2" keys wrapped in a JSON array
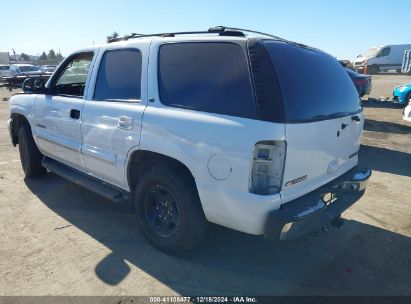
[
  {"x1": 134, "y1": 164, "x2": 207, "y2": 255},
  {"x1": 368, "y1": 65, "x2": 379, "y2": 75},
  {"x1": 18, "y1": 124, "x2": 46, "y2": 178}
]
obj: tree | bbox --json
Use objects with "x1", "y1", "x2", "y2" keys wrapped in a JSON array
[
  {"x1": 107, "y1": 31, "x2": 119, "y2": 42},
  {"x1": 40, "y1": 52, "x2": 47, "y2": 61},
  {"x1": 20, "y1": 53, "x2": 31, "y2": 61},
  {"x1": 47, "y1": 49, "x2": 56, "y2": 61}
]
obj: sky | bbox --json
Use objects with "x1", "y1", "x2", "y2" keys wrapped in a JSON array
[{"x1": 1, "y1": 0, "x2": 410, "y2": 60}]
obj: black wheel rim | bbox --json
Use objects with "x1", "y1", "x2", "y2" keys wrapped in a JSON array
[{"x1": 144, "y1": 184, "x2": 181, "y2": 237}]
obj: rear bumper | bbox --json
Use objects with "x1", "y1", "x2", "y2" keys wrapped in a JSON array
[
  {"x1": 358, "y1": 84, "x2": 372, "y2": 97},
  {"x1": 264, "y1": 166, "x2": 372, "y2": 240}
]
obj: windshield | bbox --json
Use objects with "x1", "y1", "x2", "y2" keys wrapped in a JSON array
[
  {"x1": 19, "y1": 66, "x2": 39, "y2": 72},
  {"x1": 264, "y1": 41, "x2": 361, "y2": 123},
  {"x1": 364, "y1": 47, "x2": 380, "y2": 58}
]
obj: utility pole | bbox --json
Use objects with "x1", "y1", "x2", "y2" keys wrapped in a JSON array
[{"x1": 12, "y1": 48, "x2": 17, "y2": 62}]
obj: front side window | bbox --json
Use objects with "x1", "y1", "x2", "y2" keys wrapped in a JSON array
[
  {"x1": 94, "y1": 49, "x2": 142, "y2": 101},
  {"x1": 54, "y1": 52, "x2": 93, "y2": 97},
  {"x1": 379, "y1": 47, "x2": 391, "y2": 57},
  {"x1": 158, "y1": 42, "x2": 256, "y2": 119}
]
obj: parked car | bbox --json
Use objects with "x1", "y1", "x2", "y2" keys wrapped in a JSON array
[
  {"x1": 403, "y1": 103, "x2": 411, "y2": 122},
  {"x1": 9, "y1": 64, "x2": 42, "y2": 76},
  {"x1": 0, "y1": 64, "x2": 11, "y2": 78},
  {"x1": 353, "y1": 44, "x2": 411, "y2": 74},
  {"x1": 393, "y1": 83, "x2": 411, "y2": 106},
  {"x1": 8, "y1": 26, "x2": 371, "y2": 254},
  {"x1": 40, "y1": 65, "x2": 57, "y2": 74},
  {"x1": 346, "y1": 68, "x2": 372, "y2": 97}
]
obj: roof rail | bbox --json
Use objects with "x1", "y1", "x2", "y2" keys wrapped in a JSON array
[
  {"x1": 108, "y1": 26, "x2": 310, "y2": 48},
  {"x1": 107, "y1": 26, "x2": 251, "y2": 43}
]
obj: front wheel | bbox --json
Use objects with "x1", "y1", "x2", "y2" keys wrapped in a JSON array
[
  {"x1": 18, "y1": 124, "x2": 46, "y2": 178},
  {"x1": 134, "y1": 164, "x2": 207, "y2": 255}
]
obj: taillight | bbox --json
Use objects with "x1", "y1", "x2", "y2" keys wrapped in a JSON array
[
  {"x1": 250, "y1": 141, "x2": 286, "y2": 195},
  {"x1": 355, "y1": 79, "x2": 369, "y2": 86}
]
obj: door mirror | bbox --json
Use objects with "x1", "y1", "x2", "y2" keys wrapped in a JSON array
[{"x1": 22, "y1": 78, "x2": 48, "y2": 94}]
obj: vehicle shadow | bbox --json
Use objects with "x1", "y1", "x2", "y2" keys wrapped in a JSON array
[
  {"x1": 24, "y1": 174, "x2": 411, "y2": 296},
  {"x1": 359, "y1": 144, "x2": 411, "y2": 178},
  {"x1": 364, "y1": 119, "x2": 411, "y2": 135},
  {"x1": 361, "y1": 100, "x2": 404, "y2": 109}
]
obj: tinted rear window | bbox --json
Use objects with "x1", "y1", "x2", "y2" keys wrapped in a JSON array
[
  {"x1": 94, "y1": 49, "x2": 142, "y2": 100},
  {"x1": 264, "y1": 41, "x2": 361, "y2": 122},
  {"x1": 0, "y1": 66, "x2": 9, "y2": 71},
  {"x1": 158, "y1": 42, "x2": 256, "y2": 119}
]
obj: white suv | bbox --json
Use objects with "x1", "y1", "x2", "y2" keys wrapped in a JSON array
[{"x1": 8, "y1": 27, "x2": 371, "y2": 254}]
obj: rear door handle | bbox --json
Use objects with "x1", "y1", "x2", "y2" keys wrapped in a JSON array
[
  {"x1": 70, "y1": 109, "x2": 80, "y2": 119},
  {"x1": 351, "y1": 115, "x2": 361, "y2": 122},
  {"x1": 118, "y1": 116, "x2": 133, "y2": 130}
]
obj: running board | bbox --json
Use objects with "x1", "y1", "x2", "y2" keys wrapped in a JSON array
[{"x1": 42, "y1": 157, "x2": 130, "y2": 203}]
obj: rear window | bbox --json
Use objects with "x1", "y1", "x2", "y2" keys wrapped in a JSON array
[
  {"x1": 94, "y1": 49, "x2": 142, "y2": 100},
  {"x1": 19, "y1": 66, "x2": 39, "y2": 72},
  {"x1": 0, "y1": 65, "x2": 9, "y2": 71},
  {"x1": 264, "y1": 41, "x2": 361, "y2": 123},
  {"x1": 158, "y1": 42, "x2": 256, "y2": 119}
]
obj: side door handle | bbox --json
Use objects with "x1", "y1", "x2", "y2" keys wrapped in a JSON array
[
  {"x1": 70, "y1": 109, "x2": 80, "y2": 119},
  {"x1": 118, "y1": 116, "x2": 133, "y2": 130}
]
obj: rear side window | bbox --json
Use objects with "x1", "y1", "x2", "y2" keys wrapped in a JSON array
[
  {"x1": 264, "y1": 41, "x2": 361, "y2": 123},
  {"x1": 94, "y1": 49, "x2": 142, "y2": 100},
  {"x1": 158, "y1": 42, "x2": 256, "y2": 119}
]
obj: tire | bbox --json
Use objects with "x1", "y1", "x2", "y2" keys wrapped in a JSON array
[
  {"x1": 134, "y1": 163, "x2": 207, "y2": 255},
  {"x1": 368, "y1": 65, "x2": 379, "y2": 75},
  {"x1": 18, "y1": 124, "x2": 46, "y2": 178}
]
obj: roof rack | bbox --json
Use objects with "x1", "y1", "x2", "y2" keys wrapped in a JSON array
[{"x1": 108, "y1": 26, "x2": 309, "y2": 48}]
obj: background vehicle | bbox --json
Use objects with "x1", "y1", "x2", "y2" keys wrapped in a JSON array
[
  {"x1": 354, "y1": 44, "x2": 411, "y2": 74},
  {"x1": 8, "y1": 27, "x2": 371, "y2": 254},
  {"x1": 393, "y1": 83, "x2": 411, "y2": 106},
  {"x1": 40, "y1": 65, "x2": 57, "y2": 74},
  {"x1": 353, "y1": 47, "x2": 380, "y2": 73},
  {"x1": 10, "y1": 64, "x2": 42, "y2": 76},
  {"x1": 346, "y1": 68, "x2": 372, "y2": 97},
  {"x1": 0, "y1": 64, "x2": 11, "y2": 77},
  {"x1": 403, "y1": 102, "x2": 411, "y2": 122}
]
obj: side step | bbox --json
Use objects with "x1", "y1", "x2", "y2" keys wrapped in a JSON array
[{"x1": 42, "y1": 157, "x2": 130, "y2": 203}]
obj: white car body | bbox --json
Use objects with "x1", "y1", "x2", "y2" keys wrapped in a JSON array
[
  {"x1": 8, "y1": 32, "x2": 370, "y2": 242},
  {"x1": 403, "y1": 103, "x2": 411, "y2": 122}
]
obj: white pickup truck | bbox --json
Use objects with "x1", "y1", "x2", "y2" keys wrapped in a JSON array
[{"x1": 8, "y1": 27, "x2": 371, "y2": 254}]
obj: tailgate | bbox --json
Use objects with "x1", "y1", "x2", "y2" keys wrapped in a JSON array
[
  {"x1": 262, "y1": 40, "x2": 364, "y2": 204},
  {"x1": 282, "y1": 114, "x2": 363, "y2": 203}
]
